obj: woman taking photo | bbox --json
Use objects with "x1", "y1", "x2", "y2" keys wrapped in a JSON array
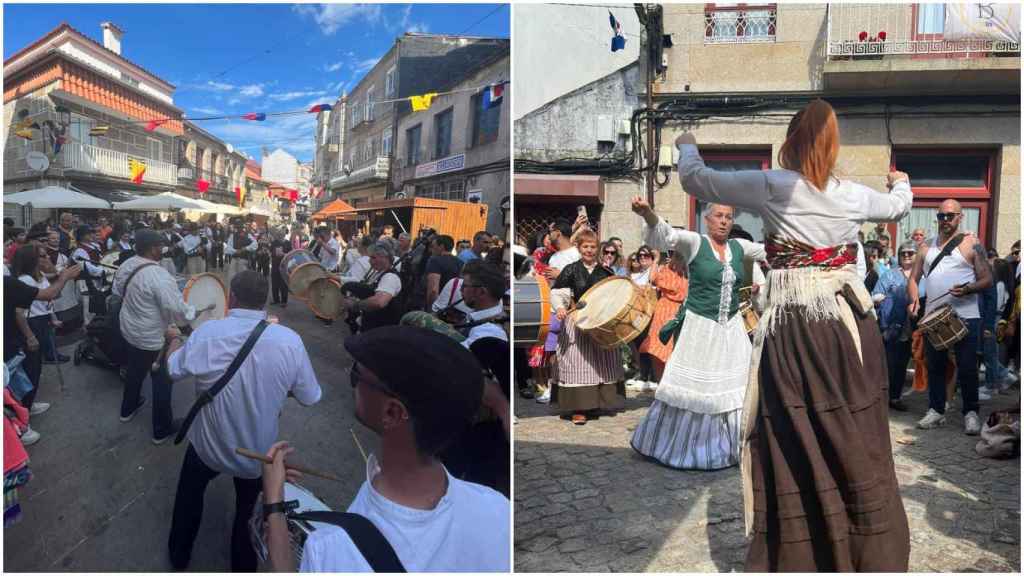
[{"x1": 674, "y1": 99, "x2": 912, "y2": 571}]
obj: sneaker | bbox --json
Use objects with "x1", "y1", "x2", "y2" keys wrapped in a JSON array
[
  {"x1": 978, "y1": 389, "x2": 992, "y2": 401},
  {"x1": 964, "y1": 411, "x2": 982, "y2": 435},
  {"x1": 917, "y1": 409, "x2": 946, "y2": 429},
  {"x1": 19, "y1": 427, "x2": 40, "y2": 446},
  {"x1": 625, "y1": 379, "x2": 646, "y2": 391},
  {"x1": 152, "y1": 424, "x2": 180, "y2": 446},
  {"x1": 642, "y1": 381, "x2": 659, "y2": 392},
  {"x1": 29, "y1": 402, "x2": 51, "y2": 416},
  {"x1": 535, "y1": 387, "x2": 551, "y2": 404},
  {"x1": 120, "y1": 396, "x2": 147, "y2": 423}
]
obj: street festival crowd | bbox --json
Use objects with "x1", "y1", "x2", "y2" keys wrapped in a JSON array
[
  {"x1": 4, "y1": 207, "x2": 511, "y2": 570},
  {"x1": 513, "y1": 100, "x2": 1020, "y2": 571}
]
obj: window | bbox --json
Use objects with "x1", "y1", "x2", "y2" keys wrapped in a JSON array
[
  {"x1": 892, "y1": 149, "x2": 995, "y2": 245},
  {"x1": 69, "y1": 113, "x2": 92, "y2": 145},
  {"x1": 704, "y1": 3, "x2": 777, "y2": 43},
  {"x1": 385, "y1": 66, "x2": 396, "y2": 97},
  {"x1": 472, "y1": 93, "x2": 501, "y2": 146},
  {"x1": 365, "y1": 138, "x2": 375, "y2": 163},
  {"x1": 915, "y1": 3, "x2": 945, "y2": 36},
  {"x1": 434, "y1": 108, "x2": 453, "y2": 159},
  {"x1": 352, "y1": 102, "x2": 362, "y2": 127},
  {"x1": 382, "y1": 127, "x2": 393, "y2": 156},
  {"x1": 689, "y1": 150, "x2": 772, "y2": 240},
  {"x1": 366, "y1": 86, "x2": 376, "y2": 122},
  {"x1": 120, "y1": 71, "x2": 140, "y2": 87},
  {"x1": 147, "y1": 137, "x2": 163, "y2": 162},
  {"x1": 406, "y1": 124, "x2": 422, "y2": 166}
]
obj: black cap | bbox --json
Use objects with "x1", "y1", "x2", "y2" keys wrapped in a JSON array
[
  {"x1": 133, "y1": 229, "x2": 166, "y2": 254},
  {"x1": 344, "y1": 326, "x2": 484, "y2": 455}
]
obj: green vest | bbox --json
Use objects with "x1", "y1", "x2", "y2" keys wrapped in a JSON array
[{"x1": 684, "y1": 236, "x2": 745, "y2": 322}]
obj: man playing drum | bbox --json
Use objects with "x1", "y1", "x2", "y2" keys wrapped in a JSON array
[
  {"x1": 164, "y1": 270, "x2": 321, "y2": 571},
  {"x1": 551, "y1": 228, "x2": 624, "y2": 425},
  {"x1": 908, "y1": 199, "x2": 993, "y2": 434},
  {"x1": 179, "y1": 223, "x2": 206, "y2": 276},
  {"x1": 342, "y1": 241, "x2": 403, "y2": 332},
  {"x1": 225, "y1": 221, "x2": 257, "y2": 285},
  {"x1": 260, "y1": 327, "x2": 509, "y2": 572},
  {"x1": 630, "y1": 200, "x2": 766, "y2": 470}
]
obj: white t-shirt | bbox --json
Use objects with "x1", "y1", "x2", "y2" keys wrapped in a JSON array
[
  {"x1": 373, "y1": 271, "x2": 401, "y2": 297},
  {"x1": 320, "y1": 238, "x2": 341, "y2": 271},
  {"x1": 463, "y1": 303, "x2": 507, "y2": 348},
  {"x1": 299, "y1": 455, "x2": 510, "y2": 573},
  {"x1": 547, "y1": 246, "x2": 580, "y2": 272},
  {"x1": 17, "y1": 275, "x2": 54, "y2": 318},
  {"x1": 432, "y1": 278, "x2": 473, "y2": 315}
]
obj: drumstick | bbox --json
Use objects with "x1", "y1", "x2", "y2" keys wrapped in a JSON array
[
  {"x1": 235, "y1": 447, "x2": 345, "y2": 483},
  {"x1": 350, "y1": 428, "x2": 368, "y2": 464}
]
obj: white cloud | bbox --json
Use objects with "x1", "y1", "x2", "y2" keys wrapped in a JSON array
[
  {"x1": 192, "y1": 107, "x2": 222, "y2": 115},
  {"x1": 269, "y1": 90, "x2": 327, "y2": 102},
  {"x1": 228, "y1": 98, "x2": 241, "y2": 106},
  {"x1": 325, "y1": 61, "x2": 344, "y2": 72},
  {"x1": 293, "y1": 3, "x2": 383, "y2": 36},
  {"x1": 240, "y1": 84, "x2": 265, "y2": 97},
  {"x1": 396, "y1": 4, "x2": 428, "y2": 34}
]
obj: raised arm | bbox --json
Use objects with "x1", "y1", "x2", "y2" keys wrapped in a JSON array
[
  {"x1": 848, "y1": 171, "x2": 913, "y2": 223},
  {"x1": 632, "y1": 196, "x2": 701, "y2": 262},
  {"x1": 676, "y1": 136, "x2": 771, "y2": 212}
]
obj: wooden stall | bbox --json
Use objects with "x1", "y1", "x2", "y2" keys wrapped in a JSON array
[{"x1": 332, "y1": 197, "x2": 488, "y2": 242}]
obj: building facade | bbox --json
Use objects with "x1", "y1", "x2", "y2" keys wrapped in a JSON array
[
  {"x1": 311, "y1": 95, "x2": 346, "y2": 214},
  {"x1": 327, "y1": 33, "x2": 510, "y2": 207},
  {"x1": 176, "y1": 120, "x2": 247, "y2": 209},
  {"x1": 393, "y1": 53, "x2": 510, "y2": 234},
  {"x1": 3, "y1": 22, "x2": 184, "y2": 223}
]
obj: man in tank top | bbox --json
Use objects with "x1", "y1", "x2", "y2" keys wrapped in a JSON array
[{"x1": 908, "y1": 199, "x2": 993, "y2": 435}]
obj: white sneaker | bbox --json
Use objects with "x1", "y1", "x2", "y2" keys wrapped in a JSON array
[
  {"x1": 964, "y1": 411, "x2": 982, "y2": 435},
  {"x1": 643, "y1": 381, "x2": 659, "y2": 391},
  {"x1": 917, "y1": 409, "x2": 946, "y2": 429},
  {"x1": 29, "y1": 402, "x2": 50, "y2": 416},
  {"x1": 19, "y1": 427, "x2": 40, "y2": 446},
  {"x1": 625, "y1": 379, "x2": 645, "y2": 391},
  {"x1": 535, "y1": 387, "x2": 551, "y2": 404}
]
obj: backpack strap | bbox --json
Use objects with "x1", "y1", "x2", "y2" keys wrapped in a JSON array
[{"x1": 290, "y1": 511, "x2": 406, "y2": 572}]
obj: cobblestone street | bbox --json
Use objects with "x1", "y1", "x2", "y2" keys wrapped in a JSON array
[{"x1": 514, "y1": 383, "x2": 1020, "y2": 572}]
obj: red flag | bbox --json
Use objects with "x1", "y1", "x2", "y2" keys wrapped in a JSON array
[
  {"x1": 197, "y1": 179, "x2": 210, "y2": 194},
  {"x1": 235, "y1": 186, "x2": 242, "y2": 203},
  {"x1": 288, "y1": 188, "x2": 298, "y2": 202},
  {"x1": 308, "y1": 104, "x2": 333, "y2": 113},
  {"x1": 145, "y1": 119, "x2": 168, "y2": 132},
  {"x1": 242, "y1": 112, "x2": 266, "y2": 121}
]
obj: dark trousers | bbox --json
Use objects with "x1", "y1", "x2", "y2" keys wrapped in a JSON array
[
  {"x1": 168, "y1": 444, "x2": 260, "y2": 571},
  {"x1": 120, "y1": 344, "x2": 174, "y2": 438},
  {"x1": 884, "y1": 336, "x2": 912, "y2": 401},
  {"x1": 270, "y1": 264, "x2": 288, "y2": 304},
  {"x1": 926, "y1": 317, "x2": 981, "y2": 415},
  {"x1": 209, "y1": 244, "x2": 224, "y2": 269}
]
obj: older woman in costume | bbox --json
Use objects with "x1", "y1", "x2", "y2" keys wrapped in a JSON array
[
  {"x1": 551, "y1": 229, "x2": 624, "y2": 425},
  {"x1": 631, "y1": 202, "x2": 764, "y2": 470},
  {"x1": 674, "y1": 99, "x2": 912, "y2": 571}
]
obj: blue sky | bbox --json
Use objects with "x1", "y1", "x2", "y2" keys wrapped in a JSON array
[{"x1": 3, "y1": 3, "x2": 510, "y2": 162}]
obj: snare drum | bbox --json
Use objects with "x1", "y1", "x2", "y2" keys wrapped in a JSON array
[
  {"x1": 512, "y1": 274, "x2": 551, "y2": 349},
  {"x1": 250, "y1": 482, "x2": 333, "y2": 569},
  {"x1": 307, "y1": 276, "x2": 344, "y2": 320},
  {"x1": 919, "y1": 304, "x2": 967, "y2": 351},
  {"x1": 281, "y1": 249, "x2": 329, "y2": 300},
  {"x1": 182, "y1": 273, "x2": 228, "y2": 330},
  {"x1": 575, "y1": 277, "x2": 656, "y2": 349}
]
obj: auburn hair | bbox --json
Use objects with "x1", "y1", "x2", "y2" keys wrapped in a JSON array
[
  {"x1": 778, "y1": 99, "x2": 840, "y2": 192},
  {"x1": 574, "y1": 228, "x2": 598, "y2": 246}
]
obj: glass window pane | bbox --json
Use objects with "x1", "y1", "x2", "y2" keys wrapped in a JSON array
[
  {"x1": 917, "y1": 3, "x2": 945, "y2": 35},
  {"x1": 895, "y1": 154, "x2": 988, "y2": 188},
  {"x1": 894, "y1": 206, "x2": 980, "y2": 244}
]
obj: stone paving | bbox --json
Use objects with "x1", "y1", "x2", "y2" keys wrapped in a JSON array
[{"x1": 514, "y1": 382, "x2": 1021, "y2": 572}]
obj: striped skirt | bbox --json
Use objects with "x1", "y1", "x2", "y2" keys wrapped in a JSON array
[
  {"x1": 556, "y1": 314, "x2": 625, "y2": 413},
  {"x1": 630, "y1": 400, "x2": 742, "y2": 470}
]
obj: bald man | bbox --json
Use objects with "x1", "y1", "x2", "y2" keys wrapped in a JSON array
[{"x1": 908, "y1": 199, "x2": 993, "y2": 435}]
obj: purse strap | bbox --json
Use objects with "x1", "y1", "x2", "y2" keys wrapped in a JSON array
[
  {"x1": 926, "y1": 233, "x2": 966, "y2": 278},
  {"x1": 174, "y1": 320, "x2": 269, "y2": 445},
  {"x1": 289, "y1": 511, "x2": 406, "y2": 572}
]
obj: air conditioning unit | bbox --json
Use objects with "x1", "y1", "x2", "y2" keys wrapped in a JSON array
[{"x1": 595, "y1": 114, "x2": 615, "y2": 142}]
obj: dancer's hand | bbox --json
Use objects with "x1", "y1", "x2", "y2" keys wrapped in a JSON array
[
  {"x1": 675, "y1": 133, "x2": 697, "y2": 147},
  {"x1": 886, "y1": 170, "x2": 909, "y2": 189},
  {"x1": 556, "y1": 307, "x2": 568, "y2": 321},
  {"x1": 631, "y1": 196, "x2": 653, "y2": 218}
]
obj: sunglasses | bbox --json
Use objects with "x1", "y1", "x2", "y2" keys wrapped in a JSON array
[
  {"x1": 603, "y1": 250, "x2": 617, "y2": 255},
  {"x1": 899, "y1": 251, "x2": 916, "y2": 257},
  {"x1": 936, "y1": 212, "x2": 960, "y2": 222},
  {"x1": 350, "y1": 363, "x2": 397, "y2": 398}
]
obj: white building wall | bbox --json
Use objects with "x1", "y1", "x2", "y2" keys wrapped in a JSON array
[{"x1": 261, "y1": 149, "x2": 298, "y2": 186}]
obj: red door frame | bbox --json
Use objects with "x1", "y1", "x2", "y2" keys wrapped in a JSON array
[
  {"x1": 890, "y1": 148, "x2": 996, "y2": 246},
  {"x1": 687, "y1": 150, "x2": 771, "y2": 229}
]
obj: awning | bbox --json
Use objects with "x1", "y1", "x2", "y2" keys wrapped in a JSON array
[
  {"x1": 311, "y1": 198, "x2": 356, "y2": 220},
  {"x1": 513, "y1": 174, "x2": 605, "y2": 203},
  {"x1": 114, "y1": 192, "x2": 205, "y2": 211},
  {"x1": 4, "y1": 186, "x2": 112, "y2": 209},
  {"x1": 67, "y1": 184, "x2": 139, "y2": 204}
]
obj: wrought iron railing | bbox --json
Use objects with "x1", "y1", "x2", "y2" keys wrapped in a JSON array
[{"x1": 705, "y1": 4, "x2": 777, "y2": 44}]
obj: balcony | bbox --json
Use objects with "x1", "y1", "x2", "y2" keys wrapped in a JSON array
[
  {"x1": 824, "y1": 3, "x2": 1020, "y2": 93},
  {"x1": 329, "y1": 156, "x2": 390, "y2": 189},
  {"x1": 176, "y1": 167, "x2": 232, "y2": 190},
  {"x1": 63, "y1": 141, "x2": 177, "y2": 186}
]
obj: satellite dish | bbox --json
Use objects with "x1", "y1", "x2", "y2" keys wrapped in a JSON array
[
  {"x1": 226, "y1": 143, "x2": 234, "y2": 154},
  {"x1": 394, "y1": 191, "x2": 407, "y2": 199},
  {"x1": 26, "y1": 151, "x2": 49, "y2": 171}
]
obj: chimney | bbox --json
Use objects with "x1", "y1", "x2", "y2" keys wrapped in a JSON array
[{"x1": 100, "y1": 22, "x2": 123, "y2": 55}]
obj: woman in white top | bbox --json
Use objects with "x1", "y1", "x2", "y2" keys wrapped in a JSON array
[
  {"x1": 675, "y1": 100, "x2": 912, "y2": 572},
  {"x1": 11, "y1": 243, "x2": 59, "y2": 414}
]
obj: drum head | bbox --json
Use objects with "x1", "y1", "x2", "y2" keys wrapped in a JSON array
[
  {"x1": 308, "y1": 277, "x2": 343, "y2": 319},
  {"x1": 101, "y1": 252, "x2": 119, "y2": 268},
  {"x1": 183, "y1": 273, "x2": 228, "y2": 330},
  {"x1": 576, "y1": 276, "x2": 636, "y2": 329},
  {"x1": 290, "y1": 262, "x2": 329, "y2": 299},
  {"x1": 920, "y1": 305, "x2": 950, "y2": 327}
]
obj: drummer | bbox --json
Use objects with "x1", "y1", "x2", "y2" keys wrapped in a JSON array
[
  {"x1": 225, "y1": 221, "x2": 257, "y2": 285},
  {"x1": 114, "y1": 230, "x2": 135, "y2": 266},
  {"x1": 907, "y1": 198, "x2": 993, "y2": 434},
  {"x1": 550, "y1": 228, "x2": 623, "y2": 425},
  {"x1": 629, "y1": 200, "x2": 766, "y2": 470},
  {"x1": 71, "y1": 225, "x2": 107, "y2": 326},
  {"x1": 342, "y1": 240, "x2": 403, "y2": 332},
  {"x1": 179, "y1": 223, "x2": 205, "y2": 276}
]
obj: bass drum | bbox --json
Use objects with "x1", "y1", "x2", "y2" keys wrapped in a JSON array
[
  {"x1": 182, "y1": 272, "x2": 228, "y2": 330},
  {"x1": 250, "y1": 482, "x2": 333, "y2": 569},
  {"x1": 512, "y1": 273, "x2": 550, "y2": 349},
  {"x1": 575, "y1": 276, "x2": 656, "y2": 349}
]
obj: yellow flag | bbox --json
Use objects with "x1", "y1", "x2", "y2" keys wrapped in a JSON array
[
  {"x1": 15, "y1": 127, "x2": 34, "y2": 140},
  {"x1": 410, "y1": 92, "x2": 439, "y2": 112},
  {"x1": 238, "y1": 185, "x2": 247, "y2": 206},
  {"x1": 129, "y1": 158, "x2": 146, "y2": 184}
]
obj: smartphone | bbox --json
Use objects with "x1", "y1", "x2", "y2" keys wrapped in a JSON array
[{"x1": 577, "y1": 205, "x2": 588, "y2": 219}]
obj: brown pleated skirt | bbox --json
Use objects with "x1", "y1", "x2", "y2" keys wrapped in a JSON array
[{"x1": 745, "y1": 304, "x2": 910, "y2": 572}]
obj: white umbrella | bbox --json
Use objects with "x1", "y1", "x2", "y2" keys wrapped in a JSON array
[
  {"x1": 191, "y1": 198, "x2": 242, "y2": 215},
  {"x1": 3, "y1": 186, "x2": 111, "y2": 209},
  {"x1": 113, "y1": 192, "x2": 205, "y2": 211},
  {"x1": 248, "y1": 203, "x2": 275, "y2": 217}
]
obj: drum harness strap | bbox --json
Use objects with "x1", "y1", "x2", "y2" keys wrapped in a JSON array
[
  {"x1": 285, "y1": 510, "x2": 406, "y2": 572},
  {"x1": 173, "y1": 320, "x2": 269, "y2": 445},
  {"x1": 927, "y1": 233, "x2": 967, "y2": 278}
]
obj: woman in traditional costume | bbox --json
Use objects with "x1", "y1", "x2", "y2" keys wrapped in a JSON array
[
  {"x1": 636, "y1": 251, "x2": 689, "y2": 386},
  {"x1": 674, "y1": 99, "x2": 912, "y2": 571},
  {"x1": 551, "y1": 229, "x2": 624, "y2": 425},
  {"x1": 631, "y1": 202, "x2": 764, "y2": 470}
]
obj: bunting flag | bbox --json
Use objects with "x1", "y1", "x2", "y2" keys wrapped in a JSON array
[
  {"x1": 89, "y1": 125, "x2": 110, "y2": 137},
  {"x1": 483, "y1": 83, "x2": 504, "y2": 109},
  {"x1": 145, "y1": 119, "x2": 168, "y2": 132},
  {"x1": 308, "y1": 104, "x2": 333, "y2": 113},
  {"x1": 197, "y1": 179, "x2": 210, "y2": 194},
  {"x1": 14, "y1": 119, "x2": 38, "y2": 140},
  {"x1": 235, "y1": 185, "x2": 245, "y2": 206},
  {"x1": 288, "y1": 188, "x2": 298, "y2": 202},
  {"x1": 128, "y1": 158, "x2": 147, "y2": 184},
  {"x1": 242, "y1": 112, "x2": 266, "y2": 121},
  {"x1": 410, "y1": 92, "x2": 438, "y2": 112},
  {"x1": 609, "y1": 10, "x2": 626, "y2": 52},
  {"x1": 611, "y1": 35, "x2": 626, "y2": 52}
]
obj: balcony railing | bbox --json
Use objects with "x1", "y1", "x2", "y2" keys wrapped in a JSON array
[
  {"x1": 329, "y1": 156, "x2": 390, "y2": 188},
  {"x1": 705, "y1": 4, "x2": 777, "y2": 44},
  {"x1": 827, "y1": 3, "x2": 1020, "y2": 59},
  {"x1": 63, "y1": 141, "x2": 177, "y2": 186}
]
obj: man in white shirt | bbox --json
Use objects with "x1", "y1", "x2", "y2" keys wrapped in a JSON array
[
  {"x1": 165, "y1": 270, "x2": 321, "y2": 571},
  {"x1": 344, "y1": 241, "x2": 402, "y2": 332},
  {"x1": 338, "y1": 236, "x2": 373, "y2": 284},
  {"x1": 260, "y1": 326, "x2": 509, "y2": 573},
  {"x1": 112, "y1": 230, "x2": 205, "y2": 443},
  {"x1": 71, "y1": 226, "x2": 107, "y2": 325},
  {"x1": 225, "y1": 221, "x2": 257, "y2": 285},
  {"x1": 315, "y1": 227, "x2": 340, "y2": 272},
  {"x1": 458, "y1": 259, "x2": 507, "y2": 349},
  {"x1": 178, "y1": 223, "x2": 205, "y2": 276}
]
